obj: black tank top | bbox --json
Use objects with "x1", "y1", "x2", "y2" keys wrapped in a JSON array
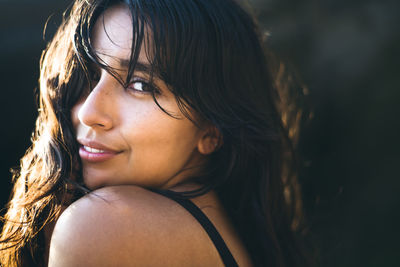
[{"x1": 150, "y1": 189, "x2": 239, "y2": 267}]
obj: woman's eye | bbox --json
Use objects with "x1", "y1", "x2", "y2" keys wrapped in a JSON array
[
  {"x1": 132, "y1": 81, "x2": 146, "y2": 91},
  {"x1": 127, "y1": 79, "x2": 159, "y2": 94}
]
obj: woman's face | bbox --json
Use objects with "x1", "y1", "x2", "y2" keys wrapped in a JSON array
[{"x1": 72, "y1": 5, "x2": 211, "y2": 190}]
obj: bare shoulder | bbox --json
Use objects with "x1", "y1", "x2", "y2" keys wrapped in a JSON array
[{"x1": 48, "y1": 185, "x2": 203, "y2": 266}]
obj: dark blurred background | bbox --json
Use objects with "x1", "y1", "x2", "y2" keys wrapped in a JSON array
[{"x1": 1, "y1": 0, "x2": 399, "y2": 266}]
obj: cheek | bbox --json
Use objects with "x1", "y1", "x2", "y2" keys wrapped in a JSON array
[
  {"x1": 123, "y1": 111, "x2": 198, "y2": 146},
  {"x1": 120, "y1": 103, "x2": 201, "y2": 155}
]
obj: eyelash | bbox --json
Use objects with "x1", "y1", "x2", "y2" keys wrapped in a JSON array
[
  {"x1": 88, "y1": 71, "x2": 160, "y2": 95},
  {"x1": 126, "y1": 78, "x2": 161, "y2": 95}
]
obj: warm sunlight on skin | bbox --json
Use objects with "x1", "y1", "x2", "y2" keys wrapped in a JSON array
[{"x1": 72, "y1": 4, "x2": 214, "y2": 190}]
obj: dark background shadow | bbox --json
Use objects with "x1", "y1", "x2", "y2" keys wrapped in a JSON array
[{"x1": 1, "y1": 0, "x2": 399, "y2": 266}]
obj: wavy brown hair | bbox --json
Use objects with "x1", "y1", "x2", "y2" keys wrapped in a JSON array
[
  {"x1": 0, "y1": 2, "x2": 88, "y2": 265},
  {"x1": 1, "y1": 0, "x2": 310, "y2": 266}
]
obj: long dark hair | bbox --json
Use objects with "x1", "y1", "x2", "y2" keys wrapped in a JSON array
[{"x1": 1, "y1": 0, "x2": 309, "y2": 266}]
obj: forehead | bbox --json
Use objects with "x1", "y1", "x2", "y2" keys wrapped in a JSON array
[{"x1": 91, "y1": 4, "x2": 135, "y2": 63}]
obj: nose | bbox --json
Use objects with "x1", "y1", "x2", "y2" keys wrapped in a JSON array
[{"x1": 77, "y1": 80, "x2": 114, "y2": 130}]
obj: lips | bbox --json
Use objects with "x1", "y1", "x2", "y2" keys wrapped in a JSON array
[
  {"x1": 77, "y1": 139, "x2": 121, "y2": 163},
  {"x1": 83, "y1": 146, "x2": 106, "y2": 153}
]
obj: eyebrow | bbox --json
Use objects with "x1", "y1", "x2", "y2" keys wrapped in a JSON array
[
  {"x1": 117, "y1": 58, "x2": 161, "y2": 79},
  {"x1": 93, "y1": 50, "x2": 160, "y2": 76}
]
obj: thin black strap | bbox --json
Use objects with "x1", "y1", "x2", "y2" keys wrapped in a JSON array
[{"x1": 151, "y1": 189, "x2": 239, "y2": 267}]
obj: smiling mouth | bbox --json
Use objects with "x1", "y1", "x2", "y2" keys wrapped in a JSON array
[
  {"x1": 79, "y1": 145, "x2": 120, "y2": 163},
  {"x1": 83, "y1": 146, "x2": 106, "y2": 153}
]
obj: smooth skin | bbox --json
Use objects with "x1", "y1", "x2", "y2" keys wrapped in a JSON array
[
  {"x1": 71, "y1": 4, "x2": 217, "y2": 190},
  {"x1": 48, "y1": 5, "x2": 252, "y2": 266},
  {"x1": 48, "y1": 185, "x2": 252, "y2": 266}
]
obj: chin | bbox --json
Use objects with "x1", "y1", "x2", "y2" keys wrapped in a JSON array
[{"x1": 82, "y1": 175, "x2": 107, "y2": 190}]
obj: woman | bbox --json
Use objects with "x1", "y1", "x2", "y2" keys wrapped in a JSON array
[{"x1": 0, "y1": 0, "x2": 309, "y2": 266}]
